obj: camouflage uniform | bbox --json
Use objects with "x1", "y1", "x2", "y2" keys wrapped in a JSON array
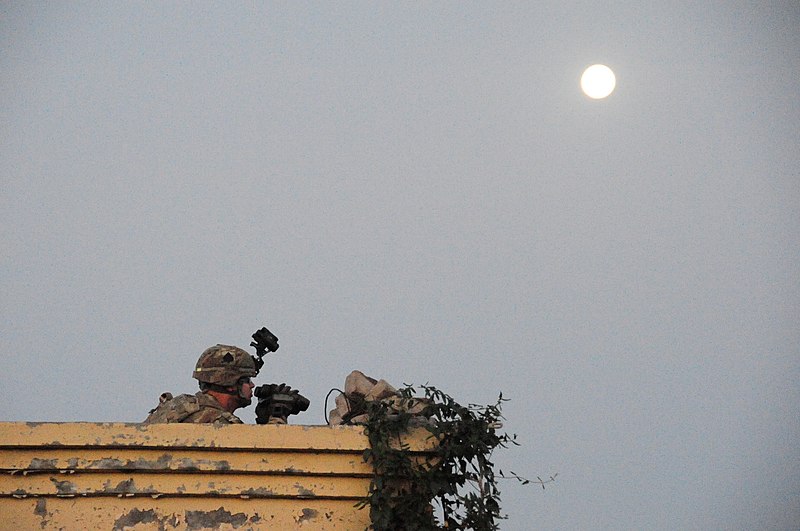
[
  {"x1": 143, "y1": 344, "x2": 258, "y2": 425},
  {"x1": 143, "y1": 391, "x2": 243, "y2": 424}
]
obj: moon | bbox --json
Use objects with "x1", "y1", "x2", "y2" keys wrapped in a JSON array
[{"x1": 581, "y1": 64, "x2": 616, "y2": 99}]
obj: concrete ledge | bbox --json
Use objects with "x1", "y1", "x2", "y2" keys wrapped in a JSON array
[{"x1": 0, "y1": 422, "x2": 435, "y2": 530}]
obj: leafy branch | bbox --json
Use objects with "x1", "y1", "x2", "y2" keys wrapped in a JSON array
[{"x1": 357, "y1": 384, "x2": 555, "y2": 530}]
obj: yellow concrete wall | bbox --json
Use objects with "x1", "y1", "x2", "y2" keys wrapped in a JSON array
[{"x1": 0, "y1": 422, "x2": 432, "y2": 530}]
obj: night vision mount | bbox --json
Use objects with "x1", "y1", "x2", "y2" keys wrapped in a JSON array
[{"x1": 250, "y1": 326, "x2": 279, "y2": 374}]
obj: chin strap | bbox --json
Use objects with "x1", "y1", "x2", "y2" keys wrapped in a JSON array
[{"x1": 202, "y1": 382, "x2": 239, "y2": 396}]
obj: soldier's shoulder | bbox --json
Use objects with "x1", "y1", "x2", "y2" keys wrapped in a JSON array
[
  {"x1": 143, "y1": 391, "x2": 244, "y2": 425},
  {"x1": 177, "y1": 393, "x2": 243, "y2": 424},
  {"x1": 143, "y1": 393, "x2": 203, "y2": 424}
]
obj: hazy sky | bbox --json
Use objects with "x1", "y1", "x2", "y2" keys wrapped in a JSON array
[{"x1": 2, "y1": 3, "x2": 798, "y2": 530}]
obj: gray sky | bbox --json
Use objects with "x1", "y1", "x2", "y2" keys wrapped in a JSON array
[{"x1": 2, "y1": 3, "x2": 798, "y2": 529}]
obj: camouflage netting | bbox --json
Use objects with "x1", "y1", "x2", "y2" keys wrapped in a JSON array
[{"x1": 327, "y1": 370, "x2": 430, "y2": 425}]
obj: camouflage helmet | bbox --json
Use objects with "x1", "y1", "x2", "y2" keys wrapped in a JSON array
[{"x1": 193, "y1": 344, "x2": 258, "y2": 387}]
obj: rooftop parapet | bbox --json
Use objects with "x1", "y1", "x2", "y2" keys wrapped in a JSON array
[{"x1": 0, "y1": 422, "x2": 433, "y2": 530}]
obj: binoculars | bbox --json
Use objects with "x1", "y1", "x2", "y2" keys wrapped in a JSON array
[{"x1": 254, "y1": 383, "x2": 310, "y2": 424}]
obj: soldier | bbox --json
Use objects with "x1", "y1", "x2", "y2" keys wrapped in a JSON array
[{"x1": 144, "y1": 344, "x2": 257, "y2": 424}]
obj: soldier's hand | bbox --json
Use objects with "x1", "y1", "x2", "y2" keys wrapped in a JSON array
[{"x1": 274, "y1": 383, "x2": 296, "y2": 395}]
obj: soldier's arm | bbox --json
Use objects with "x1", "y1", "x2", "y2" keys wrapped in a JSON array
[{"x1": 184, "y1": 408, "x2": 243, "y2": 424}]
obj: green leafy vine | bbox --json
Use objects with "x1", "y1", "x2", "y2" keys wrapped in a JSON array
[{"x1": 357, "y1": 384, "x2": 548, "y2": 530}]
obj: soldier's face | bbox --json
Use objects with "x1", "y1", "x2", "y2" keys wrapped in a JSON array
[{"x1": 237, "y1": 378, "x2": 255, "y2": 406}]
